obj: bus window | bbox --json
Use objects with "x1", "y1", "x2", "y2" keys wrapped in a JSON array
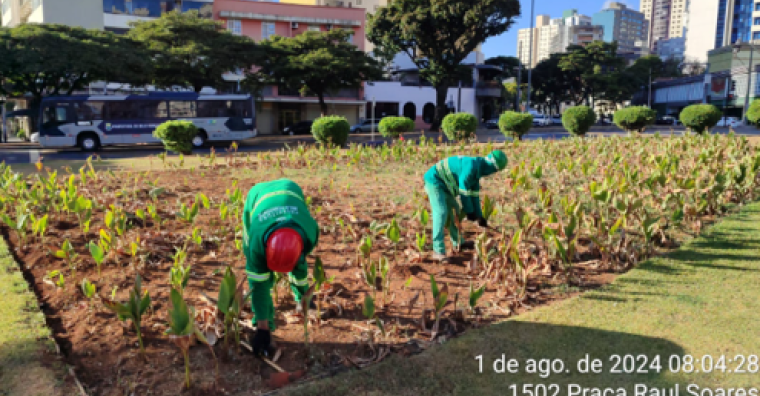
[
  {"x1": 74, "y1": 102, "x2": 104, "y2": 121},
  {"x1": 169, "y1": 101, "x2": 197, "y2": 118},
  {"x1": 197, "y1": 101, "x2": 228, "y2": 118},
  {"x1": 137, "y1": 100, "x2": 168, "y2": 119},
  {"x1": 105, "y1": 101, "x2": 141, "y2": 119},
  {"x1": 229, "y1": 100, "x2": 251, "y2": 118}
]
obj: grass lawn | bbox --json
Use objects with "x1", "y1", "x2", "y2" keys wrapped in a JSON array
[
  {"x1": 283, "y1": 201, "x2": 760, "y2": 395},
  {"x1": 0, "y1": 237, "x2": 76, "y2": 395}
]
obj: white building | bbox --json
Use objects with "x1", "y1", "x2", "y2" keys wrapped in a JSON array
[{"x1": 517, "y1": 10, "x2": 602, "y2": 68}]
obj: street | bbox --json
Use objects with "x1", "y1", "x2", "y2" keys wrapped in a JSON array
[{"x1": 0, "y1": 125, "x2": 758, "y2": 165}]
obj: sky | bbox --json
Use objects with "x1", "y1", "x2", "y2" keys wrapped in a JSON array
[{"x1": 481, "y1": 0, "x2": 641, "y2": 59}]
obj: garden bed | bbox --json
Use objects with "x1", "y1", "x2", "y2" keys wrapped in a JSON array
[{"x1": 1, "y1": 134, "x2": 758, "y2": 395}]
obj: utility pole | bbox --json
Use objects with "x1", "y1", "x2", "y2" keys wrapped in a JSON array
[
  {"x1": 526, "y1": 0, "x2": 535, "y2": 113},
  {"x1": 648, "y1": 67, "x2": 652, "y2": 107},
  {"x1": 457, "y1": 80, "x2": 462, "y2": 112},
  {"x1": 371, "y1": 96, "x2": 376, "y2": 140},
  {"x1": 516, "y1": 66, "x2": 522, "y2": 111},
  {"x1": 743, "y1": 44, "x2": 755, "y2": 125}
]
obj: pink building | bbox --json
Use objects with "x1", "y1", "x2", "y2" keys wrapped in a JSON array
[{"x1": 213, "y1": 0, "x2": 367, "y2": 135}]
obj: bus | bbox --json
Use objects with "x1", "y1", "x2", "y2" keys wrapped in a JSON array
[{"x1": 37, "y1": 92, "x2": 257, "y2": 151}]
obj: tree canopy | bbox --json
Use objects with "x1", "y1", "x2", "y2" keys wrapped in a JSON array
[
  {"x1": 368, "y1": 0, "x2": 521, "y2": 130},
  {"x1": 127, "y1": 11, "x2": 267, "y2": 93},
  {"x1": 0, "y1": 24, "x2": 152, "y2": 102},
  {"x1": 256, "y1": 29, "x2": 383, "y2": 116}
]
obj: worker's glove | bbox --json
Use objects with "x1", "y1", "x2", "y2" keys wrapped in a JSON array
[
  {"x1": 466, "y1": 212, "x2": 478, "y2": 222},
  {"x1": 252, "y1": 329, "x2": 272, "y2": 357},
  {"x1": 477, "y1": 217, "x2": 488, "y2": 228}
]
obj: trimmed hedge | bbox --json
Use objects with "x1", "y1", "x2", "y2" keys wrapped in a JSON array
[
  {"x1": 378, "y1": 116, "x2": 415, "y2": 138},
  {"x1": 312, "y1": 116, "x2": 350, "y2": 147},
  {"x1": 498, "y1": 111, "x2": 533, "y2": 140},
  {"x1": 153, "y1": 120, "x2": 198, "y2": 154},
  {"x1": 679, "y1": 104, "x2": 722, "y2": 134},
  {"x1": 441, "y1": 113, "x2": 477, "y2": 142},
  {"x1": 562, "y1": 106, "x2": 596, "y2": 136},
  {"x1": 746, "y1": 99, "x2": 760, "y2": 128},
  {"x1": 613, "y1": 106, "x2": 656, "y2": 134}
]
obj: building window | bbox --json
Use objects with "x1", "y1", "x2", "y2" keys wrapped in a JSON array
[
  {"x1": 346, "y1": 31, "x2": 354, "y2": 43},
  {"x1": 2, "y1": 0, "x2": 10, "y2": 14},
  {"x1": 755, "y1": 18, "x2": 760, "y2": 26},
  {"x1": 227, "y1": 19, "x2": 242, "y2": 35},
  {"x1": 754, "y1": 32, "x2": 760, "y2": 40},
  {"x1": 308, "y1": 25, "x2": 321, "y2": 32},
  {"x1": 262, "y1": 22, "x2": 276, "y2": 39},
  {"x1": 756, "y1": 3, "x2": 760, "y2": 11}
]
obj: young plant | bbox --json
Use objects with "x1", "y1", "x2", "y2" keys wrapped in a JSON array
[
  {"x1": 102, "y1": 273, "x2": 151, "y2": 358},
  {"x1": 362, "y1": 294, "x2": 386, "y2": 340},
  {"x1": 166, "y1": 288, "x2": 215, "y2": 389},
  {"x1": 45, "y1": 270, "x2": 65, "y2": 289},
  {"x1": 216, "y1": 266, "x2": 245, "y2": 352},
  {"x1": 429, "y1": 274, "x2": 449, "y2": 338},
  {"x1": 88, "y1": 241, "x2": 105, "y2": 277},
  {"x1": 31, "y1": 214, "x2": 48, "y2": 246},
  {"x1": 312, "y1": 256, "x2": 327, "y2": 320},
  {"x1": 147, "y1": 204, "x2": 163, "y2": 231},
  {"x1": 468, "y1": 282, "x2": 486, "y2": 314},
  {"x1": 379, "y1": 256, "x2": 391, "y2": 304},
  {"x1": 415, "y1": 232, "x2": 427, "y2": 254},
  {"x1": 362, "y1": 259, "x2": 379, "y2": 302},
  {"x1": 1, "y1": 212, "x2": 30, "y2": 246},
  {"x1": 177, "y1": 200, "x2": 200, "y2": 223},
  {"x1": 81, "y1": 278, "x2": 97, "y2": 299},
  {"x1": 482, "y1": 195, "x2": 496, "y2": 222},
  {"x1": 170, "y1": 248, "x2": 191, "y2": 296},
  {"x1": 55, "y1": 239, "x2": 79, "y2": 277}
]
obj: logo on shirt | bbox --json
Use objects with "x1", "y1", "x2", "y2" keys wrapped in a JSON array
[{"x1": 257, "y1": 206, "x2": 299, "y2": 222}]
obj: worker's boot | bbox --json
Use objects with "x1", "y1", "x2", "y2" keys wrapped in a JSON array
[{"x1": 459, "y1": 241, "x2": 475, "y2": 250}]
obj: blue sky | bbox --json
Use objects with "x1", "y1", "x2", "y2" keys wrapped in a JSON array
[{"x1": 481, "y1": 0, "x2": 641, "y2": 58}]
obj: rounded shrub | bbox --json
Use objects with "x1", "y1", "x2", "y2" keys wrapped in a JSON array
[
  {"x1": 153, "y1": 120, "x2": 198, "y2": 154},
  {"x1": 679, "y1": 104, "x2": 722, "y2": 134},
  {"x1": 561, "y1": 106, "x2": 596, "y2": 137},
  {"x1": 312, "y1": 116, "x2": 350, "y2": 147},
  {"x1": 613, "y1": 106, "x2": 656, "y2": 134},
  {"x1": 378, "y1": 116, "x2": 415, "y2": 138},
  {"x1": 498, "y1": 111, "x2": 533, "y2": 140},
  {"x1": 441, "y1": 112, "x2": 477, "y2": 142},
  {"x1": 746, "y1": 99, "x2": 760, "y2": 128}
]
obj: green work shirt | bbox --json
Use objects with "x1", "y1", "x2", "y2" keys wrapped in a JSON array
[
  {"x1": 242, "y1": 179, "x2": 319, "y2": 328},
  {"x1": 423, "y1": 155, "x2": 500, "y2": 218}
]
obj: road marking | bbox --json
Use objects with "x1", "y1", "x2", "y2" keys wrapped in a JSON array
[{"x1": 29, "y1": 150, "x2": 40, "y2": 164}]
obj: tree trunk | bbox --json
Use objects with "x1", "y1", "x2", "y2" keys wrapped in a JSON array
[
  {"x1": 318, "y1": 92, "x2": 328, "y2": 117},
  {"x1": 431, "y1": 84, "x2": 449, "y2": 132}
]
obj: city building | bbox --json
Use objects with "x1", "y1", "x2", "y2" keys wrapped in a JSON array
[
  {"x1": 593, "y1": 2, "x2": 649, "y2": 54},
  {"x1": 714, "y1": 0, "x2": 760, "y2": 47},
  {"x1": 683, "y1": 0, "x2": 720, "y2": 63},
  {"x1": 213, "y1": 0, "x2": 368, "y2": 135},
  {"x1": 1, "y1": 0, "x2": 213, "y2": 30},
  {"x1": 640, "y1": 0, "x2": 687, "y2": 52},
  {"x1": 517, "y1": 11, "x2": 602, "y2": 68},
  {"x1": 657, "y1": 37, "x2": 685, "y2": 60}
]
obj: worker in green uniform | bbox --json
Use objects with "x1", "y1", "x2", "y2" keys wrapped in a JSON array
[
  {"x1": 423, "y1": 150, "x2": 508, "y2": 262},
  {"x1": 242, "y1": 178, "x2": 320, "y2": 357}
]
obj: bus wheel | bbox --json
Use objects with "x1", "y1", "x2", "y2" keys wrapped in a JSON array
[
  {"x1": 78, "y1": 133, "x2": 100, "y2": 152},
  {"x1": 192, "y1": 131, "x2": 208, "y2": 148}
]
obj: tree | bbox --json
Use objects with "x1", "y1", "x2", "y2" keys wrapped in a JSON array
[
  {"x1": 0, "y1": 24, "x2": 152, "y2": 127},
  {"x1": 368, "y1": 0, "x2": 521, "y2": 130},
  {"x1": 257, "y1": 29, "x2": 383, "y2": 116},
  {"x1": 485, "y1": 56, "x2": 521, "y2": 80},
  {"x1": 558, "y1": 41, "x2": 624, "y2": 106},
  {"x1": 531, "y1": 53, "x2": 577, "y2": 115},
  {"x1": 0, "y1": 24, "x2": 152, "y2": 100},
  {"x1": 128, "y1": 11, "x2": 266, "y2": 93}
]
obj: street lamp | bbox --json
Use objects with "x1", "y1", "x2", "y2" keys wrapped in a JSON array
[
  {"x1": 526, "y1": 0, "x2": 535, "y2": 112},
  {"x1": 733, "y1": 39, "x2": 756, "y2": 125},
  {"x1": 513, "y1": 65, "x2": 522, "y2": 111}
]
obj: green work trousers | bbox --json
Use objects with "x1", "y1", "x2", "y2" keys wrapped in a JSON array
[
  {"x1": 250, "y1": 263, "x2": 308, "y2": 331},
  {"x1": 425, "y1": 182, "x2": 462, "y2": 255}
]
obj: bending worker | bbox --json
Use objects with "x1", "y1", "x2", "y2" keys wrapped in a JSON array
[
  {"x1": 242, "y1": 178, "x2": 320, "y2": 356},
  {"x1": 423, "y1": 150, "x2": 508, "y2": 262}
]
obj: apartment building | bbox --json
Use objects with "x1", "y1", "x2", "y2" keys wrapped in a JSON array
[
  {"x1": 683, "y1": 0, "x2": 719, "y2": 63},
  {"x1": 517, "y1": 11, "x2": 601, "y2": 68},
  {"x1": 213, "y1": 0, "x2": 367, "y2": 135},
  {"x1": 640, "y1": 0, "x2": 687, "y2": 52},
  {"x1": 593, "y1": 2, "x2": 649, "y2": 54}
]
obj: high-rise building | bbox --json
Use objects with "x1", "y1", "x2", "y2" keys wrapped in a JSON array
[
  {"x1": 683, "y1": 0, "x2": 719, "y2": 62},
  {"x1": 715, "y1": 0, "x2": 760, "y2": 47},
  {"x1": 593, "y1": 2, "x2": 649, "y2": 54},
  {"x1": 640, "y1": 0, "x2": 687, "y2": 52},
  {"x1": 517, "y1": 11, "x2": 602, "y2": 68}
]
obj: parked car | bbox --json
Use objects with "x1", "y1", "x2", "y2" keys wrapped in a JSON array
[
  {"x1": 716, "y1": 117, "x2": 741, "y2": 128},
  {"x1": 350, "y1": 119, "x2": 383, "y2": 133},
  {"x1": 532, "y1": 114, "x2": 551, "y2": 127},
  {"x1": 485, "y1": 118, "x2": 499, "y2": 129},
  {"x1": 282, "y1": 120, "x2": 313, "y2": 135},
  {"x1": 550, "y1": 115, "x2": 562, "y2": 125},
  {"x1": 655, "y1": 115, "x2": 680, "y2": 125}
]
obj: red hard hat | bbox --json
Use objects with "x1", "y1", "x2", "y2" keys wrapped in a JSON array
[{"x1": 265, "y1": 228, "x2": 304, "y2": 273}]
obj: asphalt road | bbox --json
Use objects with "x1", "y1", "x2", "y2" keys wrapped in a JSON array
[{"x1": 0, "y1": 125, "x2": 757, "y2": 165}]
